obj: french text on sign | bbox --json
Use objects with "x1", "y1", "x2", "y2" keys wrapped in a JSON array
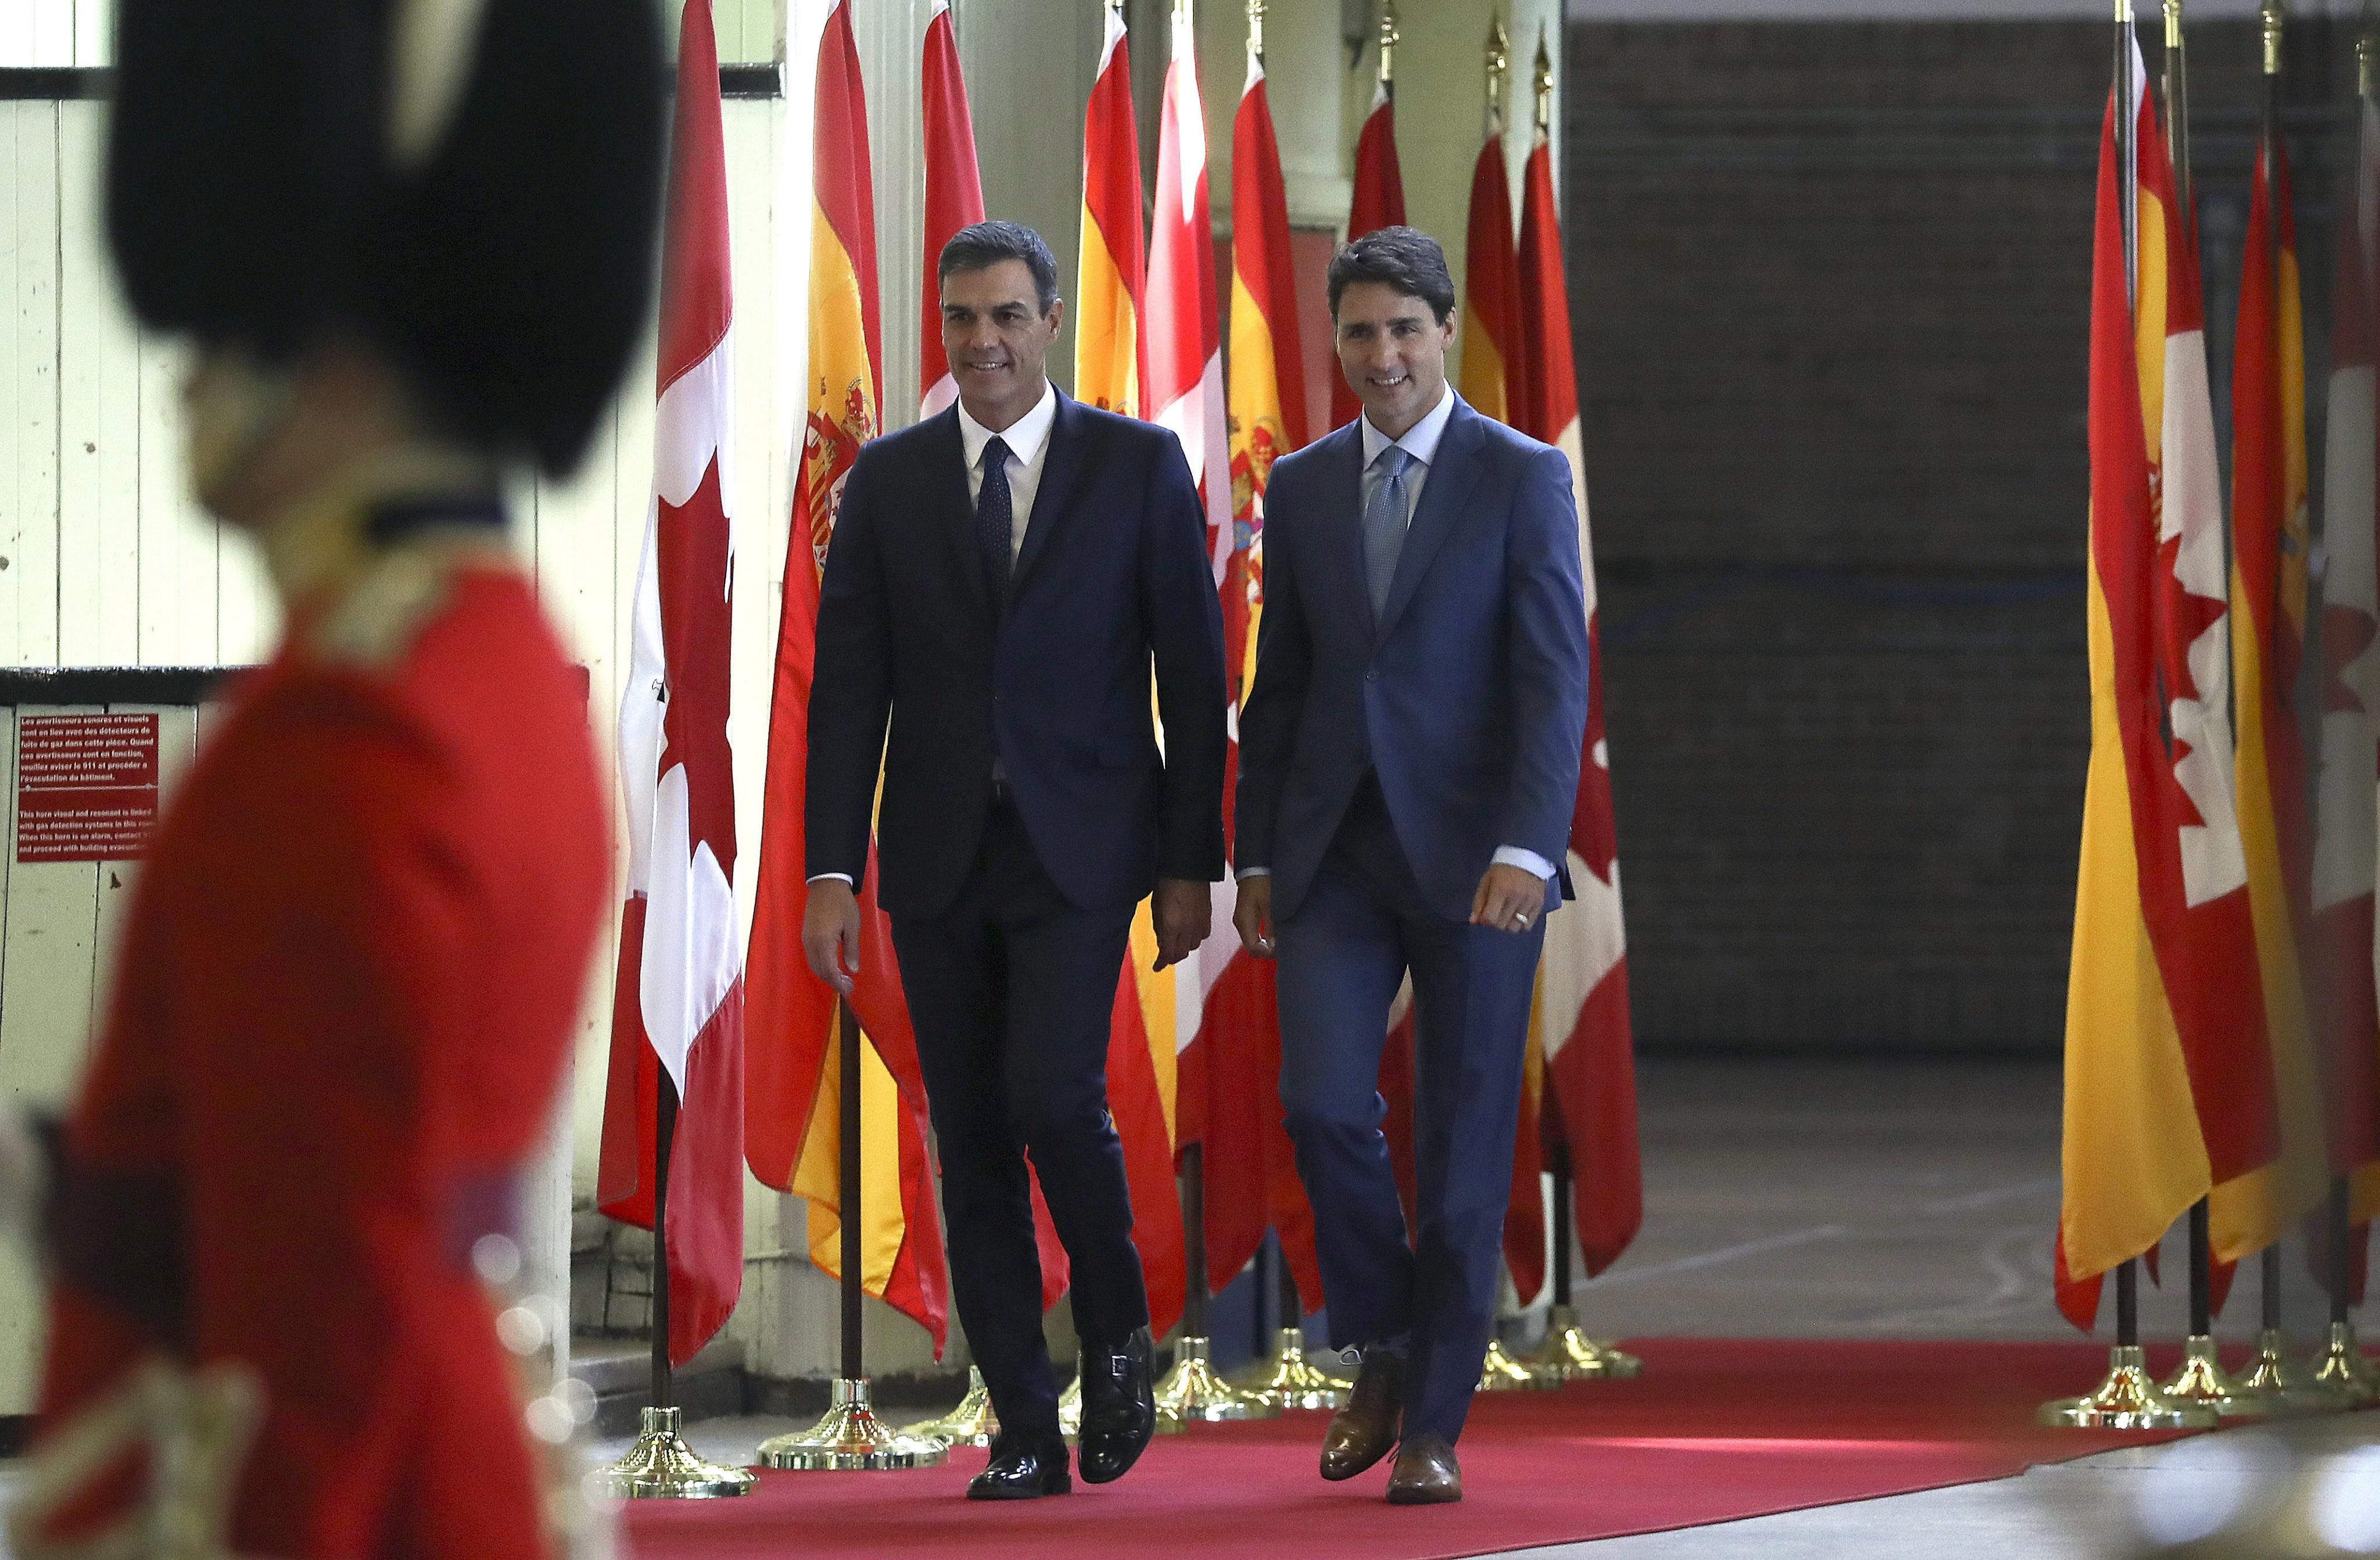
[{"x1": 16, "y1": 714, "x2": 162, "y2": 864}]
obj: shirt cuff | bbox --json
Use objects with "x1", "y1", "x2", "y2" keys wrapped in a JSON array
[
  {"x1": 1234, "y1": 865, "x2": 1273, "y2": 881},
  {"x1": 807, "y1": 873, "x2": 855, "y2": 886},
  {"x1": 1491, "y1": 847, "x2": 1556, "y2": 881}
]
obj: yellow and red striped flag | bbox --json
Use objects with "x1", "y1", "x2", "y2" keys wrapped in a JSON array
[
  {"x1": 1516, "y1": 56, "x2": 1641, "y2": 1280},
  {"x1": 2311, "y1": 94, "x2": 2380, "y2": 1294},
  {"x1": 1074, "y1": 0, "x2": 1189, "y2": 1336},
  {"x1": 743, "y1": 0, "x2": 948, "y2": 1351},
  {"x1": 2053, "y1": 47, "x2": 2293, "y2": 1327},
  {"x1": 595, "y1": 0, "x2": 747, "y2": 1367},
  {"x1": 1459, "y1": 97, "x2": 1524, "y2": 427},
  {"x1": 1077, "y1": 2, "x2": 1146, "y2": 418},
  {"x1": 2211, "y1": 114, "x2": 2331, "y2": 1267},
  {"x1": 1187, "y1": 8, "x2": 1324, "y2": 1305}
]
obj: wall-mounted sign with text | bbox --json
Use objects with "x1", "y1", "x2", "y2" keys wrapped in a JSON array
[{"x1": 15, "y1": 713, "x2": 162, "y2": 864}]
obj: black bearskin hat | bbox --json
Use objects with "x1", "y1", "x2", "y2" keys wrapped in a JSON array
[{"x1": 106, "y1": 0, "x2": 666, "y2": 477}]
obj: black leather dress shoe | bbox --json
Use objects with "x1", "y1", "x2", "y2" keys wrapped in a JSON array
[
  {"x1": 966, "y1": 1432, "x2": 1070, "y2": 1500},
  {"x1": 1076, "y1": 1327, "x2": 1157, "y2": 1484}
]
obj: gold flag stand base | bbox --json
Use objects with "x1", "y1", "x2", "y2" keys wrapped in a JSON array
[
  {"x1": 2157, "y1": 1334, "x2": 2253, "y2": 1418},
  {"x1": 1531, "y1": 1305, "x2": 1643, "y2": 1380},
  {"x1": 1228, "y1": 1326, "x2": 1351, "y2": 1411},
  {"x1": 2232, "y1": 1328, "x2": 2349, "y2": 1416},
  {"x1": 755, "y1": 1378, "x2": 948, "y2": 1470},
  {"x1": 2037, "y1": 1345, "x2": 2218, "y2": 1429},
  {"x1": 1478, "y1": 1337, "x2": 1564, "y2": 1392},
  {"x1": 2307, "y1": 1322, "x2": 2380, "y2": 1406},
  {"x1": 904, "y1": 1366, "x2": 999, "y2": 1448},
  {"x1": 590, "y1": 1405, "x2": 757, "y2": 1498},
  {"x1": 1154, "y1": 1336, "x2": 1282, "y2": 1423}
]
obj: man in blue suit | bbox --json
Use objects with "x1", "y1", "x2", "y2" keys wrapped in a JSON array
[
  {"x1": 804, "y1": 222, "x2": 1228, "y2": 1500},
  {"x1": 1234, "y1": 227, "x2": 1590, "y2": 1505}
]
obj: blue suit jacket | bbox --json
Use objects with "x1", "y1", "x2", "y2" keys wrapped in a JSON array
[
  {"x1": 807, "y1": 392, "x2": 1228, "y2": 916},
  {"x1": 1235, "y1": 396, "x2": 1590, "y2": 924}
]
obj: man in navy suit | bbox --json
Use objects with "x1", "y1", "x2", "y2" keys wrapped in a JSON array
[
  {"x1": 1234, "y1": 227, "x2": 1590, "y2": 1505},
  {"x1": 804, "y1": 221, "x2": 1228, "y2": 1500}
]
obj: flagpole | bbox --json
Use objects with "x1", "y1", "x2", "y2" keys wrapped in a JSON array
[
  {"x1": 2163, "y1": 0, "x2": 2191, "y2": 219},
  {"x1": 758, "y1": 1001, "x2": 948, "y2": 1469},
  {"x1": 1231, "y1": 1234, "x2": 1352, "y2": 1408},
  {"x1": 1532, "y1": 1139, "x2": 1643, "y2": 1380},
  {"x1": 593, "y1": 1072, "x2": 759, "y2": 1497}
]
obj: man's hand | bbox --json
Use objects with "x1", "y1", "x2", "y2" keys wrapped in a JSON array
[
  {"x1": 1152, "y1": 878, "x2": 1212, "y2": 971},
  {"x1": 1232, "y1": 875, "x2": 1275, "y2": 959},
  {"x1": 1470, "y1": 864, "x2": 1546, "y2": 935},
  {"x1": 803, "y1": 878, "x2": 862, "y2": 996}
]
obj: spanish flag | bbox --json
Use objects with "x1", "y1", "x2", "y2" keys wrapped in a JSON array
[
  {"x1": 1461, "y1": 66, "x2": 1558, "y2": 1300},
  {"x1": 1077, "y1": 3, "x2": 1146, "y2": 417},
  {"x1": 1074, "y1": 1, "x2": 1189, "y2": 1336},
  {"x1": 2055, "y1": 49, "x2": 2291, "y2": 1328},
  {"x1": 1198, "y1": 17, "x2": 1324, "y2": 1307},
  {"x1": 1458, "y1": 117, "x2": 1524, "y2": 429},
  {"x1": 2212, "y1": 114, "x2": 2331, "y2": 1263},
  {"x1": 743, "y1": 0, "x2": 948, "y2": 1351}
]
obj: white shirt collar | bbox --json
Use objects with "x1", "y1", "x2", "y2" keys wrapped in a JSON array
[
  {"x1": 957, "y1": 380, "x2": 1059, "y2": 473},
  {"x1": 1360, "y1": 382, "x2": 1458, "y2": 470}
]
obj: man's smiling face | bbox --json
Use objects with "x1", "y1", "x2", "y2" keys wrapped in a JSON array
[{"x1": 1332, "y1": 280, "x2": 1456, "y2": 440}]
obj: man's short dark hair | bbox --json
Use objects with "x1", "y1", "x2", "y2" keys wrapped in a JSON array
[
  {"x1": 1325, "y1": 226, "x2": 1457, "y2": 325},
  {"x1": 938, "y1": 220, "x2": 1060, "y2": 314}
]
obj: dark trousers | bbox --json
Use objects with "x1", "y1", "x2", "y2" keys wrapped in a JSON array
[
  {"x1": 891, "y1": 798, "x2": 1148, "y2": 1440},
  {"x1": 1274, "y1": 779, "x2": 1544, "y2": 1444}
]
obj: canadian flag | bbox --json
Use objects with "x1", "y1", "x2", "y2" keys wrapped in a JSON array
[{"x1": 595, "y1": 0, "x2": 745, "y2": 1368}]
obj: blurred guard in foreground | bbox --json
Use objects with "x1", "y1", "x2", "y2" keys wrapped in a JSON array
[{"x1": 13, "y1": 1, "x2": 663, "y2": 1554}]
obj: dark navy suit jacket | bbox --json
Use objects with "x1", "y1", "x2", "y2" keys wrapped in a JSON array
[
  {"x1": 806, "y1": 391, "x2": 1228, "y2": 917},
  {"x1": 1235, "y1": 396, "x2": 1590, "y2": 924}
]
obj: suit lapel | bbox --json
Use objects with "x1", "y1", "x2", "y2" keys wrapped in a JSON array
[
  {"x1": 927, "y1": 405, "x2": 991, "y2": 620},
  {"x1": 1377, "y1": 400, "x2": 1488, "y2": 643},
  {"x1": 1010, "y1": 390, "x2": 1087, "y2": 593},
  {"x1": 1313, "y1": 423, "x2": 1376, "y2": 639}
]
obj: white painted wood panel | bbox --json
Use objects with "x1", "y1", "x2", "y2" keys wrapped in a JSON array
[
  {"x1": 5, "y1": 103, "x2": 62, "y2": 668},
  {"x1": 56, "y1": 102, "x2": 139, "y2": 665}
]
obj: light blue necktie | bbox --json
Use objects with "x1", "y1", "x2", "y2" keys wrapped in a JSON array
[{"x1": 1363, "y1": 445, "x2": 1414, "y2": 621}]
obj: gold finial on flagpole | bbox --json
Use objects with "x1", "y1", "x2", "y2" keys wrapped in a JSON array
[
  {"x1": 2162, "y1": 0, "x2": 2181, "y2": 47},
  {"x1": 2359, "y1": 28, "x2": 2375, "y2": 96},
  {"x1": 2262, "y1": 0, "x2": 2284, "y2": 75},
  {"x1": 1175, "y1": 0, "x2": 1192, "y2": 26},
  {"x1": 1247, "y1": 0, "x2": 1265, "y2": 67},
  {"x1": 1533, "y1": 23, "x2": 1555, "y2": 140},
  {"x1": 1109, "y1": 0, "x2": 1126, "y2": 21},
  {"x1": 1485, "y1": 18, "x2": 1511, "y2": 138},
  {"x1": 1378, "y1": 1, "x2": 1399, "y2": 85}
]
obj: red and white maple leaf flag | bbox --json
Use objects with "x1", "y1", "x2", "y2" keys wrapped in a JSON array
[
  {"x1": 2312, "y1": 91, "x2": 2380, "y2": 1293},
  {"x1": 1517, "y1": 80, "x2": 1643, "y2": 1277},
  {"x1": 918, "y1": 0, "x2": 979, "y2": 420},
  {"x1": 595, "y1": 0, "x2": 744, "y2": 1368}
]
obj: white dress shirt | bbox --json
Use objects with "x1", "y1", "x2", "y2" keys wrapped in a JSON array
[
  {"x1": 809, "y1": 381, "x2": 1061, "y2": 889},
  {"x1": 958, "y1": 378, "x2": 1059, "y2": 561},
  {"x1": 1239, "y1": 383, "x2": 1555, "y2": 888}
]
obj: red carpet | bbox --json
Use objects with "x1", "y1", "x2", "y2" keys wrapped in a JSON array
[{"x1": 622, "y1": 1339, "x2": 2196, "y2": 1559}]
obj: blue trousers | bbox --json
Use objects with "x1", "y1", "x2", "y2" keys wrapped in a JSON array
[{"x1": 1274, "y1": 783, "x2": 1544, "y2": 1444}]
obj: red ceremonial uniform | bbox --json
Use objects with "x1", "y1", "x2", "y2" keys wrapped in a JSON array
[{"x1": 30, "y1": 543, "x2": 607, "y2": 1557}]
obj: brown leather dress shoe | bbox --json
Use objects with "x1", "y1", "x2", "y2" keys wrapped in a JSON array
[
  {"x1": 1385, "y1": 1433, "x2": 1462, "y2": 1504},
  {"x1": 1319, "y1": 1350, "x2": 1404, "y2": 1481}
]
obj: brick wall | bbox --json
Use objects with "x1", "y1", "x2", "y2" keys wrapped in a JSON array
[{"x1": 1563, "y1": 19, "x2": 2354, "y2": 1050}]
